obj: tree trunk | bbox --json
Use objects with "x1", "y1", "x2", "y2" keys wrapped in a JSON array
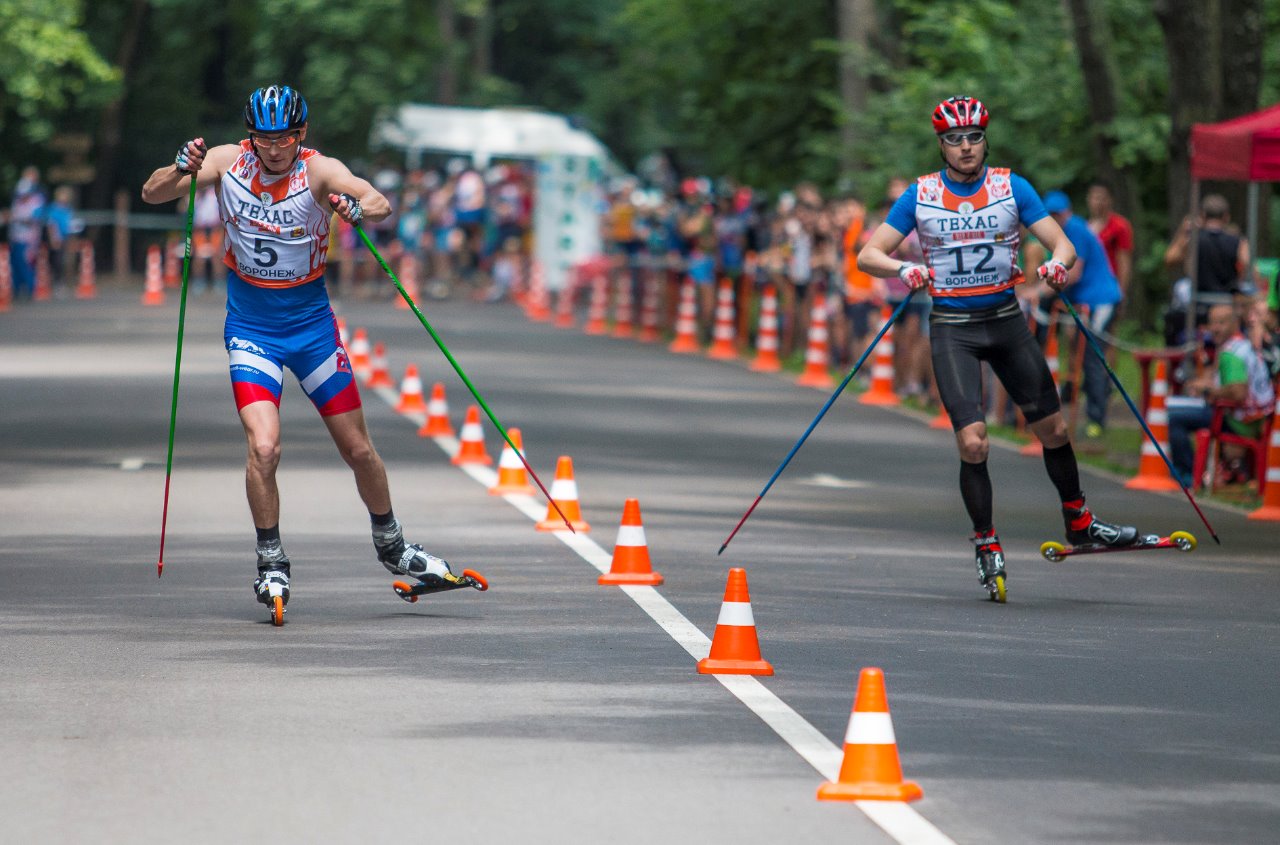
[
  {"x1": 1062, "y1": 0, "x2": 1147, "y2": 316},
  {"x1": 835, "y1": 0, "x2": 874, "y2": 185},
  {"x1": 1154, "y1": 0, "x2": 1220, "y2": 232},
  {"x1": 1215, "y1": 0, "x2": 1263, "y2": 229},
  {"x1": 469, "y1": 0, "x2": 492, "y2": 88},
  {"x1": 437, "y1": 0, "x2": 458, "y2": 105},
  {"x1": 86, "y1": 0, "x2": 149, "y2": 213}
]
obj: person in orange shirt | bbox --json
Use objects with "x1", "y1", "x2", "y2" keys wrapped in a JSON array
[{"x1": 838, "y1": 196, "x2": 883, "y2": 366}]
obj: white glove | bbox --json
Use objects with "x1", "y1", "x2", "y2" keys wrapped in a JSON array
[
  {"x1": 1037, "y1": 259, "x2": 1069, "y2": 289},
  {"x1": 897, "y1": 262, "x2": 932, "y2": 291}
]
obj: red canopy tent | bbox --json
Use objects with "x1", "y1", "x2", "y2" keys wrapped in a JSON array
[
  {"x1": 1181, "y1": 103, "x2": 1280, "y2": 336},
  {"x1": 1190, "y1": 102, "x2": 1280, "y2": 181}
]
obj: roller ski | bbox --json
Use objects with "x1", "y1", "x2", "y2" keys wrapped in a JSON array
[
  {"x1": 253, "y1": 558, "x2": 291, "y2": 627},
  {"x1": 1041, "y1": 531, "x2": 1196, "y2": 562},
  {"x1": 973, "y1": 531, "x2": 1007, "y2": 603},
  {"x1": 1040, "y1": 499, "x2": 1188, "y2": 561},
  {"x1": 375, "y1": 522, "x2": 488, "y2": 603}
]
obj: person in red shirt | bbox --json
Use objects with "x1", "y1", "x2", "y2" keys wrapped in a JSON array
[{"x1": 1086, "y1": 182, "x2": 1133, "y2": 299}]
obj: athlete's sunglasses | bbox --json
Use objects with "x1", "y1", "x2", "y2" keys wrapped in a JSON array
[
  {"x1": 250, "y1": 132, "x2": 301, "y2": 150},
  {"x1": 940, "y1": 130, "x2": 985, "y2": 147}
]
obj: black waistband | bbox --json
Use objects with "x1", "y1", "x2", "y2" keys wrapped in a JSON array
[{"x1": 929, "y1": 299, "x2": 1024, "y2": 326}]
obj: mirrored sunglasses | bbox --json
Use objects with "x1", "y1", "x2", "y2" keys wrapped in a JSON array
[
  {"x1": 250, "y1": 132, "x2": 301, "y2": 150},
  {"x1": 941, "y1": 130, "x2": 985, "y2": 147}
]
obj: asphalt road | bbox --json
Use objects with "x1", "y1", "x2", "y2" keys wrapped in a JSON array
[{"x1": 1, "y1": 288, "x2": 1277, "y2": 844}]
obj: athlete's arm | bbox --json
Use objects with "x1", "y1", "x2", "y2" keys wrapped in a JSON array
[
  {"x1": 857, "y1": 186, "x2": 916, "y2": 278},
  {"x1": 1027, "y1": 216, "x2": 1078, "y2": 291},
  {"x1": 141, "y1": 142, "x2": 238, "y2": 205},
  {"x1": 857, "y1": 222, "x2": 909, "y2": 278},
  {"x1": 308, "y1": 156, "x2": 391, "y2": 224}
]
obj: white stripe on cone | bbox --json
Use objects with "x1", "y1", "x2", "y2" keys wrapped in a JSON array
[
  {"x1": 1148, "y1": 409, "x2": 1168, "y2": 425},
  {"x1": 459, "y1": 422, "x2": 483, "y2": 440},
  {"x1": 615, "y1": 524, "x2": 647, "y2": 547},
  {"x1": 549, "y1": 478, "x2": 579, "y2": 499},
  {"x1": 843, "y1": 711, "x2": 897, "y2": 745},
  {"x1": 498, "y1": 446, "x2": 523, "y2": 469},
  {"x1": 716, "y1": 601, "x2": 755, "y2": 627}
]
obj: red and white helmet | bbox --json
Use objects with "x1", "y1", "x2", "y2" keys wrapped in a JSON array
[{"x1": 932, "y1": 96, "x2": 989, "y2": 134}]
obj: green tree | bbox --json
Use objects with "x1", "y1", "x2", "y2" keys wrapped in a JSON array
[{"x1": 0, "y1": 0, "x2": 116, "y2": 187}]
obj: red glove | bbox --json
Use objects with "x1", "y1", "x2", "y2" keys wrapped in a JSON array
[{"x1": 897, "y1": 262, "x2": 932, "y2": 291}]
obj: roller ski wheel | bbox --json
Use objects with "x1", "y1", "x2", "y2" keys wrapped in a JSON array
[
  {"x1": 393, "y1": 568, "x2": 489, "y2": 603},
  {"x1": 1040, "y1": 531, "x2": 1197, "y2": 562},
  {"x1": 985, "y1": 574, "x2": 1007, "y2": 603},
  {"x1": 255, "y1": 568, "x2": 290, "y2": 626}
]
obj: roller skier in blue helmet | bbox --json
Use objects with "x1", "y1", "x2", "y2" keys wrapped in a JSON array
[{"x1": 142, "y1": 85, "x2": 459, "y2": 622}]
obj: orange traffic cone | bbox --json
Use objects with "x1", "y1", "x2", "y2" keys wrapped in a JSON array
[
  {"x1": 668, "y1": 277, "x2": 701, "y2": 353},
  {"x1": 417, "y1": 382, "x2": 455, "y2": 437},
  {"x1": 33, "y1": 245, "x2": 52, "y2": 301},
  {"x1": 0, "y1": 245, "x2": 12, "y2": 312},
  {"x1": 395, "y1": 253, "x2": 418, "y2": 310},
  {"x1": 599, "y1": 498, "x2": 663, "y2": 586},
  {"x1": 141, "y1": 245, "x2": 165, "y2": 306},
  {"x1": 489, "y1": 427, "x2": 536, "y2": 495},
  {"x1": 929, "y1": 409, "x2": 952, "y2": 429},
  {"x1": 750, "y1": 283, "x2": 782, "y2": 372},
  {"x1": 1125, "y1": 360, "x2": 1181, "y2": 491},
  {"x1": 1249, "y1": 399, "x2": 1280, "y2": 520},
  {"x1": 554, "y1": 278, "x2": 577, "y2": 329},
  {"x1": 452, "y1": 406, "x2": 494, "y2": 465},
  {"x1": 75, "y1": 242, "x2": 97, "y2": 300},
  {"x1": 638, "y1": 271, "x2": 661, "y2": 342},
  {"x1": 347, "y1": 328, "x2": 371, "y2": 377},
  {"x1": 583, "y1": 276, "x2": 609, "y2": 335},
  {"x1": 612, "y1": 274, "x2": 634, "y2": 338},
  {"x1": 394, "y1": 364, "x2": 428, "y2": 414},
  {"x1": 526, "y1": 262, "x2": 552, "y2": 321},
  {"x1": 336, "y1": 316, "x2": 349, "y2": 347},
  {"x1": 707, "y1": 278, "x2": 738, "y2": 360},
  {"x1": 817, "y1": 667, "x2": 923, "y2": 802},
  {"x1": 1020, "y1": 327, "x2": 1061, "y2": 456},
  {"x1": 697, "y1": 568, "x2": 773, "y2": 675},
  {"x1": 536, "y1": 456, "x2": 591, "y2": 531},
  {"x1": 366, "y1": 342, "x2": 394, "y2": 389},
  {"x1": 796, "y1": 294, "x2": 835, "y2": 388},
  {"x1": 163, "y1": 239, "x2": 181, "y2": 288},
  {"x1": 859, "y1": 306, "x2": 900, "y2": 405}
]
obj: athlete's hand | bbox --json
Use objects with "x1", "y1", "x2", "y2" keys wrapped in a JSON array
[
  {"x1": 897, "y1": 262, "x2": 933, "y2": 291},
  {"x1": 329, "y1": 192, "x2": 364, "y2": 226},
  {"x1": 174, "y1": 138, "x2": 207, "y2": 175},
  {"x1": 1037, "y1": 259, "x2": 1069, "y2": 291}
]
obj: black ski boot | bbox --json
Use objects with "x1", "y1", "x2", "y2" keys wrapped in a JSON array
[
  {"x1": 1063, "y1": 499, "x2": 1139, "y2": 548},
  {"x1": 973, "y1": 530, "x2": 1007, "y2": 603}
]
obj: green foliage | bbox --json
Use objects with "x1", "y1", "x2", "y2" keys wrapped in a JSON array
[
  {"x1": 612, "y1": 0, "x2": 837, "y2": 188},
  {"x1": 0, "y1": 0, "x2": 115, "y2": 184}
]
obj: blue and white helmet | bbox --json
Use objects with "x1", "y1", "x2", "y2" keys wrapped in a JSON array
[{"x1": 244, "y1": 85, "x2": 308, "y2": 132}]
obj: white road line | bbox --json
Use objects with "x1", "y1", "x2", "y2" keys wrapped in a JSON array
[{"x1": 373, "y1": 383, "x2": 956, "y2": 845}]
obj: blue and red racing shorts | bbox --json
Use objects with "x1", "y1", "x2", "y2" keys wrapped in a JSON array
[{"x1": 223, "y1": 271, "x2": 361, "y2": 416}]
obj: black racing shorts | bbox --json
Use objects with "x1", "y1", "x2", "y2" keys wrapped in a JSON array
[{"x1": 930, "y1": 300, "x2": 1060, "y2": 431}]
